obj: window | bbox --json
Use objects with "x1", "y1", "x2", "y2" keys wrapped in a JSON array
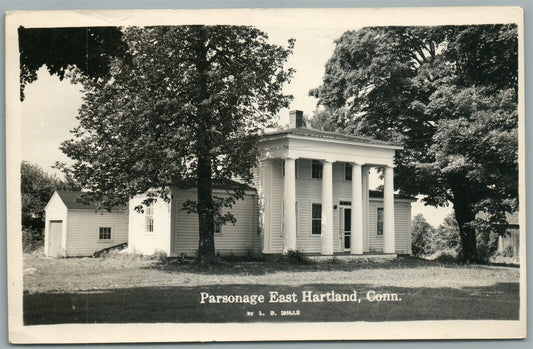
[
  {"x1": 99, "y1": 227, "x2": 112, "y2": 240},
  {"x1": 345, "y1": 163, "x2": 352, "y2": 181},
  {"x1": 377, "y1": 207, "x2": 384, "y2": 236},
  {"x1": 145, "y1": 203, "x2": 154, "y2": 233},
  {"x1": 312, "y1": 160, "x2": 323, "y2": 179},
  {"x1": 312, "y1": 203, "x2": 322, "y2": 235},
  {"x1": 214, "y1": 209, "x2": 222, "y2": 235}
]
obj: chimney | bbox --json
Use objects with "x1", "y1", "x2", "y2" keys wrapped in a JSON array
[{"x1": 289, "y1": 110, "x2": 304, "y2": 128}]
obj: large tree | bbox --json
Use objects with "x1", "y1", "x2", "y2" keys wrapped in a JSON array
[
  {"x1": 59, "y1": 26, "x2": 294, "y2": 265},
  {"x1": 311, "y1": 25, "x2": 518, "y2": 263}
]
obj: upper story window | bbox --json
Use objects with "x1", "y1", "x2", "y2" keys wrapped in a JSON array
[
  {"x1": 345, "y1": 163, "x2": 352, "y2": 181},
  {"x1": 311, "y1": 160, "x2": 323, "y2": 179}
]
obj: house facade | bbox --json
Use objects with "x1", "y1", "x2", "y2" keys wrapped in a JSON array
[
  {"x1": 44, "y1": 191, "x2": 129, "y2": 257},
  {"x1": 256, "y1": 111, "x2": 413, "y2": 255},
  {"x1": 128, "y1": 110, "x2": 414, "y2": 257}
]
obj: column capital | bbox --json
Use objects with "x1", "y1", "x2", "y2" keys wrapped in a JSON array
[
  {"x1": 350, "y1": 161, "x2": 365, "y2": 167},
  {"x1": 384, "y1": 164, "x2": 396, "y2": 169},
  {"x1": 281, "y1": 156, "x2": 298, "y2": 160},
  {"x1": 318, "y1": 158, "x2": 335, "y2": 164}
]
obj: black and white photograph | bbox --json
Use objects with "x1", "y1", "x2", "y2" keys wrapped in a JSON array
[{"x1": 6, "y1": 7, "x2": 526, "y2": 343}]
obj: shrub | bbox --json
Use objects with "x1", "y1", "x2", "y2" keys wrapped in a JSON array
[
  {"x1": 22, "y1": 229, "x2": 44, "y2": 253},
  {"x1": 276, "y1": 250, "x2": 313, "y2": 265},
  {"x1": 326, "y1": 256, "x2": 342, "y2": 264}
]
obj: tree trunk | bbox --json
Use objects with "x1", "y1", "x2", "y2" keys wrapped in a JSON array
[
  {"x1": 197, "y1": 149, "x2": 217, "y2": 267},
  {"x1": 194, "y1": 26, "x2": 218, "y2": 267},
  {"x1": 451, "y1": 183, "x2": 478, "y2": 263}
]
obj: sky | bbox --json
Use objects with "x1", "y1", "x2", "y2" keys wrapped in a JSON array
[{"x1": 20, "y1": 25, "x2": 452, "y2": 227}]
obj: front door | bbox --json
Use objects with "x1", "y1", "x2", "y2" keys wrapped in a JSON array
[{"x1": 343, "y1": 208, "x2": 351, "y2": 251}]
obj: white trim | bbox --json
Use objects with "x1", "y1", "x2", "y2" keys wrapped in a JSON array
[{"x1": 260, "y1": 133, "x2": 403, "y2": 150}]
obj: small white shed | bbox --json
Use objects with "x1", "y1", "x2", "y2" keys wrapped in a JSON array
[{"x1": 44, "y1": 191, "x2": 129, "y2": 257}]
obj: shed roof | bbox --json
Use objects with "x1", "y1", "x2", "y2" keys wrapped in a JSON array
[
  {"x1": 368, "y1": 190, "x2": 416, "y2": 201},
  {"x1": 262, "y1": 127, "x2": 402, "y2": 148},
  {"x1": 173, "y1": 178, "x2": 255, "y2": 191}
]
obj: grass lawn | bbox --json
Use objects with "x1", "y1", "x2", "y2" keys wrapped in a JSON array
[{"x1": 23, "y1": 251, "x2": 520, "y2": 325}]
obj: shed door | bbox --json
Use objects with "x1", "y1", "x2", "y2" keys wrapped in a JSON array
[{"x1": 48, "y1": 221, "x2": 63, "y2": 257}]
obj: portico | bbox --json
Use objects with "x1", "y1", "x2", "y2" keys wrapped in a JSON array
[{"x1": 258, "y1": 111, "x2": 403, "y2": 256}]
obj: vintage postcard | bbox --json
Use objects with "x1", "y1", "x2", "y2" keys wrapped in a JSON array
[{"x1": 6, "y1": 7, "x2": 526, "y2": 343}]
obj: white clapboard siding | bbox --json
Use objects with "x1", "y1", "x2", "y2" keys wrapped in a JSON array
[
  {"x1": 267, "y1": 159, "x2": 413, "y2": 254},
  {"x1": 128, "y1": 196, "x2": 171, "y2": 255},
  {"x1": 44, "y1": 192, "x2": 68, "y2": 257},
  {"x1": 172, "y1": 188, "x2": 259, "y2": 257},
  {"x1": 367, "y1": 200, "x2": 412, "y2": 254},
  {"x1": 65, "y1": 210, "x2": 129, "y2": 257}
]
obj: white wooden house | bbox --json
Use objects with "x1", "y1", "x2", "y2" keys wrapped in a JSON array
[
  {"x1": 44, "y1": 191, "x2": 129, "y2": 257},
  {"x1": 128, "y1": 111, "x2": 415, "y2": 257}
]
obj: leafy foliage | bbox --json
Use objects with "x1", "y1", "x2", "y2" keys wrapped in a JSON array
[
  {"x1": 59, "y1": 26, "x2": 294, "y2": 265},
  {"x1": 411, "y1": 214, "x2": 435, "y2": 256},
  {"x1": 18, "y1": 26, "x2": 127, "y2": 100},
  {"x1": 312, "y1": 25, "x2": 518, "y2": 263},
  {"x1": 411, "y1": 214, "x2": 460, "y2": 259}
]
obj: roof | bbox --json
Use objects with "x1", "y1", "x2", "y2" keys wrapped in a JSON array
[
  {"x1": 173, "y1": 179, "x2": 256, "y2": 192},
  {"x1": 476, "y1": 211, "x2": 519, "y2": 226},
  {"x1": 368, "y1": 190, "x2": 416, "y2": 201},
  {"x1": 262, "y1": 127, "x2": 402, "y2": 148},
  {"x1": 55, "y1": 191, "x2": 125, "y2": 210}
]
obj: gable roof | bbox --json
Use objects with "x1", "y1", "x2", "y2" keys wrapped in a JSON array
[
  {"x1": 262, "y1": 127, "x2": 402, "y2": 148},
  {"x1": 55, "y1": 190, "x2": 125, "y2": 210},
  {"x1": 55, "y1": 191, "x2": 96, "y2": 209}
]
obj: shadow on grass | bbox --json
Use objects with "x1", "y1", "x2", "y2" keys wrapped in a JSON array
[
  {"x1": 24, "y1": 282, "x2": 518, "y2": 325},
  {"x1": 144, "y1": 255, "x2": 518, "y2": 276}
]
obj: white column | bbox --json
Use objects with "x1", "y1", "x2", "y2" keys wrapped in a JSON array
[
  {"x1": 351, "y1": 163, "x2": 364, "y2": 254},
  {"x1": 383, "y1": 165, "x2": 396, "y2": 254},
  {"x1": 283, "y1": 158, "x2": 297, "y2": 253},
  {"x1": 362, "y1": 166, "x2": 370, "y2": 252},
  {"x1": 321, "y1": 160, "x2": 334, "y2": 255},
  {"x1": 261, "y1": 159, "x2": 273, "y2": 253}
]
